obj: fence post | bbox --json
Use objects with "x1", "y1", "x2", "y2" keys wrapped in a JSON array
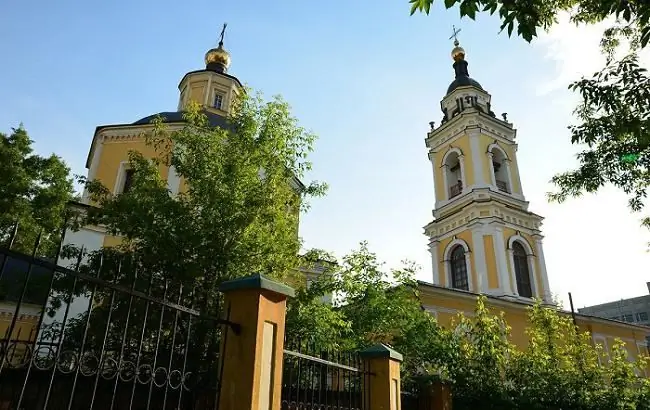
[
  {"x1": 429, "y1": 380, "x2": 452, "y2": 410},
  {"x1": 360, "y1": 344, "x2": 403, "y2": 410},
  {"x1": 218, "y1": 273, "x2": 295, "y2": 410}
]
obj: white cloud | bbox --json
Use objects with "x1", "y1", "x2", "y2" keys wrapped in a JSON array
[
  {"x1": 535, "y1": 13, "x2": 650, "y2": 97},
  {"x1": 528, "y1": 13, "x2": 650, "y2": 310}
]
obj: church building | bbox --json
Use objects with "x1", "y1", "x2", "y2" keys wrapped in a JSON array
[
  {"x1": 61, "y1": 29, "x2": 649, "y2": 367},
  {"x1": 417, "y1": 37, "x2": 650, "y2": 365}
]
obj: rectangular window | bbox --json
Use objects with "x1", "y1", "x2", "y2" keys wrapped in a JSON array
[
  {"x1": 213, "y1": 93, "x2": 224, "y2": 109},
  {"x1": 623, "y1": 313, "x2": 634, "y2": 322},
  {"x1": 637, "y1": 311, "x2": 649, "y2": 322},
  {"x1": 122, "y1": 169, "x2": 135, "y2": 194}
]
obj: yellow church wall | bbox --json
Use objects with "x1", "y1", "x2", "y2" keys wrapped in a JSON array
[
  {"x1": 433, "y1": 135, "x2": 474, "y2": 201},
  {"x1": 477, "y1": 134, "x2": 522, "y2": 195},
  {"x1": 420, "y1": 284, "x2": 650, "y2": 372},
  {"x1": 483, "y1": 235, "x2": 499, "y2": 289},
  {"x1": 94, "y1": 138, "x2": 170, "y2": 196},
  {"x1": 189, "y1": 80, "x2": 209, "y2": 104}
]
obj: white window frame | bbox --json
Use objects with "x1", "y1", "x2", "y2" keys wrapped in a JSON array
[
  {"x1": 441, "y1": 147, "x2": 466, "y2": 201},
  {"x1": 487, "y1": 143, "x2": 513, "y2": 195},
  {"x1": 443, "y1": 238, "x2": 473, "y2": 292},
  {"x1": 213, "y1": 90, "x2": 226, "y2": 110},
  {"x1": 113, "y1": 161, "x2": 133, "y2": 195},
  {"x1": 507, "y1": 235, "x2": 537, "y2": 299}
]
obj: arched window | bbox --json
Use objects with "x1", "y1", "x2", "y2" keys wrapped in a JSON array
[
  {"x1": 489, "y1": 146, "x2": 511, "y2": 194},
  {"x1": 449, "y1": 245, "x2": 469, "y2": 291},
  {"x1": 444, "y1": 151, "x2": 463, "y2": 199},
  {"x1": 513, "y1": 242, "x2": 532, "y2": 298}
]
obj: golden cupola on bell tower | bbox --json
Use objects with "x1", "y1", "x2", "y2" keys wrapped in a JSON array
[
  {"x1": 423, "y1": 29, "x2": 553, "y2": 304},
  {"x1": 177, "y1": 23, "x2": 242, "y2": 114}
]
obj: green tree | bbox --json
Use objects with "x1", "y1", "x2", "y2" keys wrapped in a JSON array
[
  {"x1": 446, "y1": 297, "x2": 515, "y2": 410},
  {"x1": 285, "y1": 243, "x2": 451, "y2": 380},
  {"x1": 40, "y1": 92, "x2": 326, "y2": 405},
  {"x1": 409, "y1": 0, "x2": 650, "y2": 230},
  {"x1": 80, "y1": 93, "x2": 326, "y2": 287},
  {"x1": 0, "y1": 126, "x2": 75, "y2": 253}
]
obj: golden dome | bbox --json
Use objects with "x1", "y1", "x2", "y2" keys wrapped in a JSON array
[
  {"x1": 205, "y1": 43, "x2": 231, "y2": 71},
  {"x1": 451, "y1": 40, "x2": 465, "y2": 62}
]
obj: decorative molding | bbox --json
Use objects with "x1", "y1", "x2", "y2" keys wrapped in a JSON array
[{"x1": 427, "y1": 113, "x2": 516, "y2": 151}]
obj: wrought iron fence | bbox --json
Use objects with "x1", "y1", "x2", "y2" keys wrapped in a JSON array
[
  {"x1": 0, "y1": 223, "x2": 238, "y2": 410},
  {"x1": 400, "y1": 381, "x2": 432, "y2": 410},
  {"x1": 281, "y1": 340, "x2": 369, "y2": 410}
]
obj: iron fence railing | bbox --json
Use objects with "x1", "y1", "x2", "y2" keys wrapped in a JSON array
[
  {"x1": 0, "y1": 222, "x2": 238, "y2": 410},
  {"x1": 281, "y1": 340, "x2": 369, "y2": 410}
]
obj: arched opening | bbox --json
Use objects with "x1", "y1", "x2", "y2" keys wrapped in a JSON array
[
  {"x1": 512, "y1": 241, "x2": 533, "y2": 298},
  {"x1": 449, "y1": 245, "x2": 469, "y2": 291},
  {"x1": 490, "y1": 147, "x2": 510, "y2": 193},
  {"x1": 444, "y1": 151, "x2": 463, "y2": 199}
]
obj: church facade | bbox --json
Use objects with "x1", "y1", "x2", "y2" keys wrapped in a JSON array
[{"x1": 417, "y1": 39, "x2": 650, "y2": 365}]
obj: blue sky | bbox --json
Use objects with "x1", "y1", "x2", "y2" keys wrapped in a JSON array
[{"x1": 1, "y1": 0, "x2": 648, "y2": 309}]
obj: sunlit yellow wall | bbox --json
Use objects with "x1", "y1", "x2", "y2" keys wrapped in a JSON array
[
  {"x1": 478, "y1": 134, "x2": 522, "y2": 195},
  {"x1": 93, "y1": 137, "x2": 169, "y2": 196},
  {"x1": 0, "y1": 303, "x2": 40, "y2": 343},
  {"x1": 433, "y1": 135, "x2": 473, "y2": 201},
  {"x1": 483, "y1": 235, "x2": 499, "y2": 289},
  {"x1": 420, "y1": 284, "x2": 650, "y2": 370}
]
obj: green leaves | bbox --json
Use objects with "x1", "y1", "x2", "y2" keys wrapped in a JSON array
[
  {"x1": 0, "y1": 126, "x2": 75, "y2": 254},
  {"x1": 548, "y1": 53, "x2": 650, "y2": 226},
  {"x1": 409, "y1": 0, "x2": 434, "y2": 15}
]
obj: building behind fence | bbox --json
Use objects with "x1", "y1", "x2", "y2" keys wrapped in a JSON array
[{"x1": 0, "y1": 225, "x2": 421, "y2": 410}]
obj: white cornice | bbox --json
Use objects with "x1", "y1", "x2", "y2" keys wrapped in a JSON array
[
  {"x1": 424, "y1": 201, "x2": 544, "y2": 240},
  {"x1": 435, "y1": 186, "x2": 530, "y2": 217},
  {"x1": 426, "y1": 111, "x2": 516, "y2": 151}
]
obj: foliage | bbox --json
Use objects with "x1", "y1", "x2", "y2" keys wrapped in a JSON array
[
  {"x1": 549, "y1": 54, "x2": 650, "y2": 228},
  {"x1": 446, "y1": 297, "x2": 516, "y2": 409},
  {"x1": 79, "y1": 92, "x2": 326, "y2": 286},
  {"x1": 285, "y1": 242, "x2": 451, "y2": 379},
  {"x1": 443, "y1": 297, "x2": 650, "y2": 410},
  {"x1": 48, "y1": 90, "x2": 326, "y2": 372},
  {"x1": 0, "y1": 126, "x2": 74, "y2": 254},
  {"x1": 408, "y1": 0, "x2": 650, "y2": 47}
]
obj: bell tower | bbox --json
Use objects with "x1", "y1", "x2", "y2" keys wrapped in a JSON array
[{"x1": 425, "y1": 32, "x2": 552, "y2": 303}]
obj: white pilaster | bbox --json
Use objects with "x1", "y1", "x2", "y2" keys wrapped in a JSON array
[
  {"x1": 459, "y1": 154, "x2": 467, "y2": 192},
  {"x1": 82, "y1": 136, "x2": 104, "y2": 203},
  {"x1": 428, "y1": 151, "x2": 439, "y2": 206},
  {"x1": 487, "y1": 151, "x2": 496, "y2": 187},
  {"x1": 527, "y1": 254, "x2": 539, "y2": 298},
  {"x1": 503, "y1": 159, "x2": 514, "y2": 194},
  {"x1": 429, "y1": 241, "x2": 440, "y2": 285},
  {"x1": 441, "y1": 164, "x2": 449, "y2": 200},
  {"x1": 471, "y1": 226, "x2": 487, "y2": 293},
  {"x1": 506, "y1": 249, "x2": 519, "y2": 296},
  {"x1": 512, "y1": 155, "x2": 524, "y2": 196},
  {"x1": 535, "y1": 238, "x2": 552, "y2": 302},
  {"x1": 493, "y1": 227, "x2": 513, "y2": 295},
  {"x1": 469, "y1": 130, "x2": 484, "y2": 185},
  {"x1": 204, "y1": 76, "x2": 213, "y2": 106}
]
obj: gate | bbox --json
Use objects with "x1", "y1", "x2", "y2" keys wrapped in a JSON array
[
  {"x1": 280, "y1": 340, "x2": 369, "y2": 410},
  {"x1": 0, "y1": 225, "x2": 237, "y2": 409}
]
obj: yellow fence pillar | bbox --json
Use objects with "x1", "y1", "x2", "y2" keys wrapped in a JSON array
[
  {"x1": 217, "y1": 273, "x2": 295, "y2": 410},
  {"x1": 360, "y1": 344, "x2": 403, "y2": 410}
]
